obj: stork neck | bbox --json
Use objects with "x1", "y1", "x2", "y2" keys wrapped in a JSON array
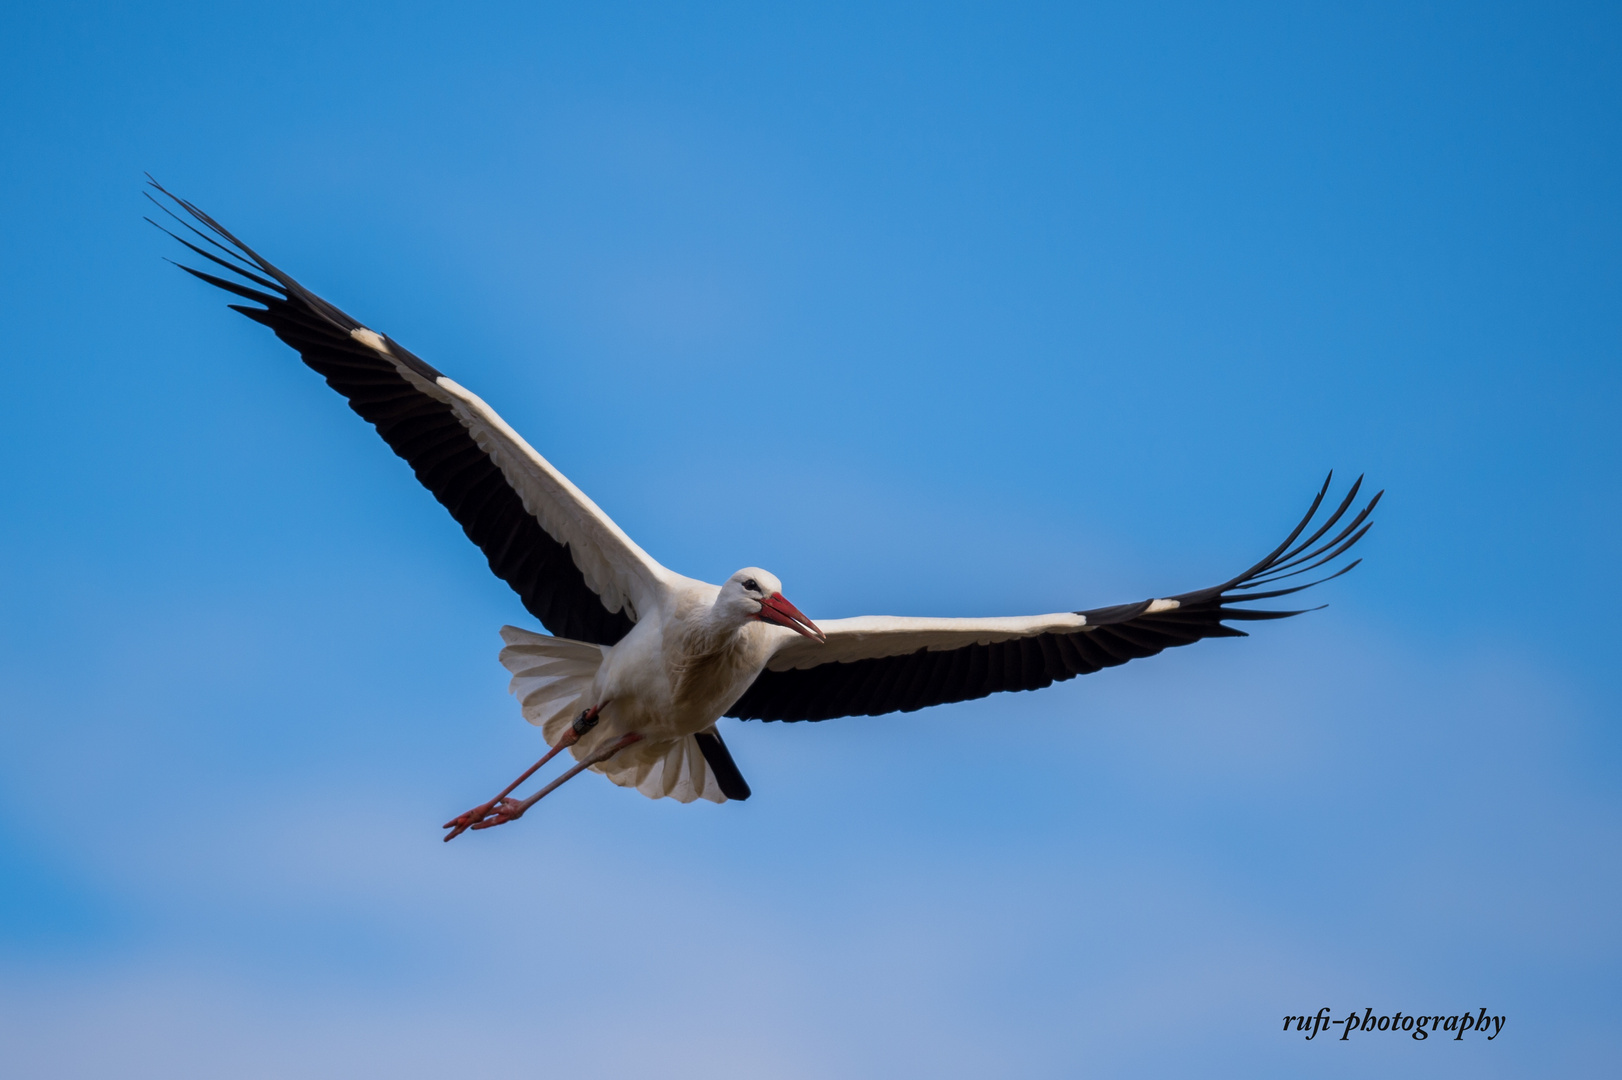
[{"x1": 694, "y1": 593, "x2": 754, "y2": 646}]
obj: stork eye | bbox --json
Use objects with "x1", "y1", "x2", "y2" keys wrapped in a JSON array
[{"x1": 742, "y1": 578, "x2": 760, "y2": 593}]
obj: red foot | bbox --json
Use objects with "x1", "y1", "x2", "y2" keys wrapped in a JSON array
[
  {"x1": 442, "y1": 799, "x2": 500, "y2": 841},
  {"x1": 441, "y1": 710, "x2": 631, "y2": 842},
  {"x1": 468, "y1": 798, "x2": 526, "y2": 830},
  {"x1": 441, "y1": 705, "x2": 608, "y2": 842}
]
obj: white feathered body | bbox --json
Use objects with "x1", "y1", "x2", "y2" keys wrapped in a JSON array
[{"x1": 499, "y1": 578, "x2": 786, "y2": 804}]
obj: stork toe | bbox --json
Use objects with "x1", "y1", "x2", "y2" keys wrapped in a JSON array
[{"x1": 469, "y1": 798, "x2": 526, "y2": 830}]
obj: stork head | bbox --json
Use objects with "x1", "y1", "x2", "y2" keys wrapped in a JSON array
[{"x1": 722, "y1": 567, "x2": 825, "y2": 642}]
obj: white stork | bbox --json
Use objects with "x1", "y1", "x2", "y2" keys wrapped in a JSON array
[{"x1": 148, "y1": 182, "x2": 1380, "y2": 837}]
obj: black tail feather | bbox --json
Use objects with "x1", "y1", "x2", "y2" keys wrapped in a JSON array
[{"x1": 694, "y1": 731, "x2": 752, "y2": 801}]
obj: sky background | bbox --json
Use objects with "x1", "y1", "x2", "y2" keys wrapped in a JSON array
[{"x1": 1, "y1": 1, "x2": 1618, "y2": 1076}]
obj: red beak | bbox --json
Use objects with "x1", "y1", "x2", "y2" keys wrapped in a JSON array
[{"x1": 756, "y1": 592, "x2": 826, "y2": 642}]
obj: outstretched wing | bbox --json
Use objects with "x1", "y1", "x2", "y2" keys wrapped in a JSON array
[
  {"x1": 727, "y1": 476, "x2": 1379, "y2": 722},
  {"x1": 150, "y1": 181, "x2": 675, "y2": 645}
]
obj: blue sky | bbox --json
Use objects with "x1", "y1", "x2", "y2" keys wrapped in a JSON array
[{"x1": 0, "y1": 2, "x2": 1617, "y2": 1076}]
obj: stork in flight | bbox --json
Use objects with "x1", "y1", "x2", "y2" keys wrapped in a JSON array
[{"x1": 148, "y1": 182, "x2": 1380, "y2": 838}]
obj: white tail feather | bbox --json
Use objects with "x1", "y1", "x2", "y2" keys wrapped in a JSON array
[
  {"x1": 595, "y1": 735, "x2": 726, "y2": 804},
  {"x1": 498, "y1": 626, "x2": 605, "y2": 740}
]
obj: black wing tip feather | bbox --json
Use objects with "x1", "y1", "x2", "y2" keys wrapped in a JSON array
[
  {"x1": 149, "y1": 181, "x2": 446, "y2": 383},
  {"x1": 1071, "y1": 474, "x2": 1376, "y2": 641},
  {"x1": 1174, "y1": 474, "x2": 1380, "y2": 625},
  {"x1": 147, "y1": 178, "x2": 369, "y2": 339}
]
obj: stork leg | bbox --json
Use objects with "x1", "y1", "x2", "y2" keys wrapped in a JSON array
[
  {"x1": 470, "y1": 733, "x2": 644, "y2": 831},
  {"x1": 442, "y1": 704, "x2": 606, "y2": 841}
]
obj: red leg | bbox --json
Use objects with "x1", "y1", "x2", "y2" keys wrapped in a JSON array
[
  {"x1": 470, "y1": 732, "x2": 643, "y2": 831},
  {"x1": 442, "y1": 704, "x2": 605, "y2": 841}
]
